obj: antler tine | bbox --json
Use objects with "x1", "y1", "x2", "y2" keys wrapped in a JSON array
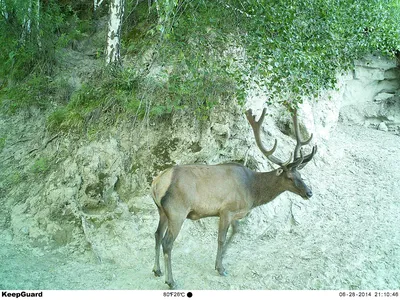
[
  {"x1": 288, "y1": 109, "x2": 317, "y2": 169},
  {"x1": 289, "y1": 149, "x2": 304, "y2": 169},
  {"x1": 297, "y1": 145, "x2": 317, "y2": 170},
  {"x1": 292, "y1": 110, "x2": 313, "y2": 160},
  {"x1": 246, "y1": 108, "x2": 291, "y2": 167}
]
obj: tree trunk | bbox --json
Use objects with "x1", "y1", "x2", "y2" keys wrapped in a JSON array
[
  {"x1": 20, "y1": 0, "x2": 40, "y2": 49},
  {"x1": 21, "y1": 0, "x2": 33, "y2": 43},
  {"x1": 36, "y1": 0, "x2": 41, "y2": 49},
  {"x1": 0, "y1": 0, "x2": 8, "y2": 20},
  {"x1": 94, "y1": 0, "x2": 104, "y2": 12},
  {"x1": 106, "y1": 0, "x2": 124, "y2": 65}
]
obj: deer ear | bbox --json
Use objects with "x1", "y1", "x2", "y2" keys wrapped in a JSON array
[{"x1": 276, "y1": 169, "x2": 284, "y2": 176}]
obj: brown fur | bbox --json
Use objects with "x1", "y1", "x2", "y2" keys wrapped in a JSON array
[
  {"x1": 151, "y1": 163, "x2": 312, "y2": 289},
  {"x1": 152, "y1": 108, "x2": 316, "y2": 289}
]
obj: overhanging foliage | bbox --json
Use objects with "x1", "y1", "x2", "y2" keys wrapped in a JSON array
[{"x1": 154, "y1": 0, "x2": 400, "y2": 109}]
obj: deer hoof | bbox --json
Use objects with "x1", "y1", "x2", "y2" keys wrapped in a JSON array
[
  {"x1": 166, "y1": 281, "x2": 177, "y2": 290},
  {"x1": 153, "y1": 269, "x2": 163, "y2": 277},
  {"x1": 216, "y1": 268, "x2": 228, "y2": 277}
]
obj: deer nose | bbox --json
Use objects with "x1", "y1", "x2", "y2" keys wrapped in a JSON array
[{"x1": 306, "y1": 190, "x2": 313, "y2": 198}]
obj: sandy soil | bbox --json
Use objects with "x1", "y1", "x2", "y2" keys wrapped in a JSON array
[{"x1": 0, "y1": 123, "x2": 399, "y2": 290}]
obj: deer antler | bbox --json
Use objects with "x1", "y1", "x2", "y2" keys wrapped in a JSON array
[
  {"x1": 246, "y1": 108, "x2": 292, "y2": 167},
  {"x1": 287, "y1": 109, "x2": 317, "y2": 170}
]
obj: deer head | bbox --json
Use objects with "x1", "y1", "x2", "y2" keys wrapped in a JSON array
[{"x1": 246, "y1": 108, "x2": 317, "y2": 199}]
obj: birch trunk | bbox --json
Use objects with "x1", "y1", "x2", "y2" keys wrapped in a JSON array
[
  {"x1": 0, "y1": 0, "x2": 8, "y2": 20},
  {"x1": 20, "y1": 0, "x2": 40, "y2": 48},
  {"x1": 36, "y1": 0, "x2": 41, "y2": 49},
  {"x1": 21, "y1": 0, "x2": 33, "y2": 42},
  {"x1": 106, "y1": 0, "x2": 124, "y2": 65},
  {"x1": 94, "y1": 0, "x2": 104, "y2": 12}
]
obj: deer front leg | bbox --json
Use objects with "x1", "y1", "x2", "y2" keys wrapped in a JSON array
[
  {"x1": 223, "y1": 220, "x2": 239, "y2": 256},
  {"x1": 162, "y1": 228, "x2": 178, "y2": 289},
  {"x1": 290, "y1": 202, "x2": 299, "y2": 225},
  {"x1": 215, "y1": 214, "x2": 232, "y2": 276}
]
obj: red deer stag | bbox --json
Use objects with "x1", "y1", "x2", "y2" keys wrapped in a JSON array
[{"x1": 151, "y1": 108, "x2": 317, "y2": 289}]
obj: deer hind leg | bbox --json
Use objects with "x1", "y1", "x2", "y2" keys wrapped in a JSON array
[
  {"x1": 153, "y1": 206, "x2": 168, "y2": 277},
  {"x1": 161, "y1": 214, "x2": 185, "y2": 289},
  {"x1": 215, "y1": 213, "x2": 233, "y2": 276}
]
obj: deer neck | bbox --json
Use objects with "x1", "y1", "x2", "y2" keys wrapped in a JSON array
[{"x1": 251, "y1": 170, "x2": 287, "y2": 208}]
